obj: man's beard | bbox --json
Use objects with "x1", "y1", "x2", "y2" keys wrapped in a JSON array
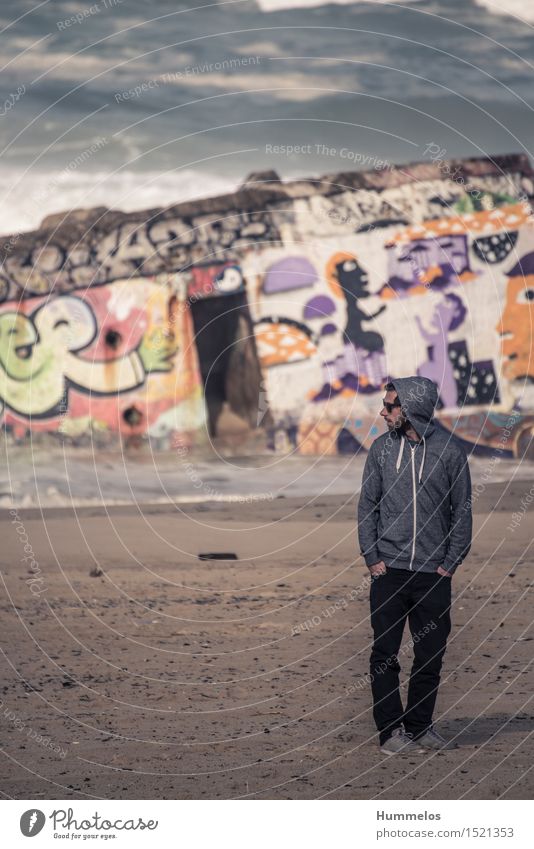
[{"x1": 388, "y1": 419, "x2": 408, "y2": 433}]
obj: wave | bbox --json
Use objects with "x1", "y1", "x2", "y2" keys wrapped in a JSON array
[
  {"x1": 256, "y1": 0, "x2": 422, "y2": 10},
  {"x1": 0, "y1": 169, "x2": 239, "y2": 237},
  {"x1": 473, "y1": 0, "x2": 534, "y2": 21},
  {"x1": 256, "y1": 0, "x2": 534, "y2": 21}
]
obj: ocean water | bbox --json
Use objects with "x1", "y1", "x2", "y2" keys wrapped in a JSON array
[
  {"x1": 0, "y1": 0, "x2": 533, "y2": 235},
  {"x1": 258, "y1": 0, "x2": 534, "y2": 18}
]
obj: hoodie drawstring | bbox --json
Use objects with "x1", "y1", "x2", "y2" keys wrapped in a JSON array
[
  {"x1": 395, "y1": 434, "x2": 426, "y2": 483},
  {"x1": 418, "y1": 436, "x2": 426, "y2": 483},
  {"x1": 395, "y1": 435, "x2": 405, "y2": 473}
]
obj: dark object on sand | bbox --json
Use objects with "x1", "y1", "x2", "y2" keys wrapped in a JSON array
[
  {"x1": 198, "y1": 552, "x2": 238, "y2": 560},
  {"x1": 89, "y1": 566, "x2": 104, "y2": 577}
]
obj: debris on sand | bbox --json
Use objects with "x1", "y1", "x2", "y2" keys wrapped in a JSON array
[{"x1": 198, "y1": 552, "x2": 238, "y2": 560}]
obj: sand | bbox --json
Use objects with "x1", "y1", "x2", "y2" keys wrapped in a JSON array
[{"x1": 1, "y1": 472, "x2": 533, "y2": 800}]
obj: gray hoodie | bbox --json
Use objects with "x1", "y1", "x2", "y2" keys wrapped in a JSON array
[{"x1": 357, "y1": 376, "x2": 472, "y2": 575}]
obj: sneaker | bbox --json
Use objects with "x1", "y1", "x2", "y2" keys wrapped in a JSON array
[
  {"x1": 380, "y1": 728, "x2": 426, "y2": 755},
  {"x1": 414, "y1": 727, "x2": 459, "y2": 750}
]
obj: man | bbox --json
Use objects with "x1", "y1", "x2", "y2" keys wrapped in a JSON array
[{"x1": 358, "y1": 377, "x2": 472, "y2": 755}]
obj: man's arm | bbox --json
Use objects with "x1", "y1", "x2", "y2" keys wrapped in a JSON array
[
  {"x1": 357, "y1": 443, "x2": 383, "y2": 568},
  {"x1": 442, "y1": 446, "x2": 472, "y2": 575}
]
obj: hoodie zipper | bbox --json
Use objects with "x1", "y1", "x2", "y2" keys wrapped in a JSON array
[{"x1": 409, "y1": 445, "x2": 417, "y2": 570}]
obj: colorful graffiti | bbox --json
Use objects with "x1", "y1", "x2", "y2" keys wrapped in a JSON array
[
  {"x1": 384, "y1": 234, "x2": 474, "y2": 294},
  {"x1": 189, "y1": 263, "x2": 245, "y2": 300},
  {"x1": 498, "y1": 252, "x2": 534, "y2": 382},
  {"x1": 0, "y1": 211, "x2": 279, "y2": 301},
  {"x1": 250, "y1": 199, "x2": 534, "y2": 456},
  {"x1": 0, "y1": 278, "x2": 203, "y2": 438},
  {"x1": 1, "y1": 155, "x2": 534, "y2": 452},
  {"x1": 262, "y1": 256, "x2": 318, "y2": 294}
]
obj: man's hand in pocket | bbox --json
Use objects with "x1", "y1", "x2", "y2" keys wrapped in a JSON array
[{"x1": 369, "y1": 560, "x2": 387, "y2": 576}]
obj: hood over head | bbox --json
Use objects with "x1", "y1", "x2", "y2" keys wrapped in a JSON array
[{"x1": 390, "y1": 376, "x2": 438, "y2": 439}]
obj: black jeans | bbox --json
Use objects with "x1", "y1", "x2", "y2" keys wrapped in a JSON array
[{"x1": 369, "y1": 567, "x2": 452, "y2": 745}]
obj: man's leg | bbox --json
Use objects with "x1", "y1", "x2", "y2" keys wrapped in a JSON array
[
  {"x1": 369, "y1": 569, "x2": 411, "y2": 746},
  {"x1": 403, "y1": 573, "x2": 452, "y2": 740}
]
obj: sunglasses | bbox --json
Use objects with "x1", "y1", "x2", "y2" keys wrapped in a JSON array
[{"x1": 382, "y1": 398, "x2": 401, "y2": 413}]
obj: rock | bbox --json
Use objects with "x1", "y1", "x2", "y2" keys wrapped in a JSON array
[{"x1": 241, "y1": 169, "x2": 282, "y2": 187}]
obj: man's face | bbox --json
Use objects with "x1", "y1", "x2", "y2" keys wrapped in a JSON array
[{"x1": 380, "y1": 389, "x2": 405, "y2": 431}]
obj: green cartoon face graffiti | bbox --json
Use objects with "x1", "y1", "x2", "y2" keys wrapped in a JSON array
[
  {"x1": 0, "y1": 312, "x2": 41, "y2": 380},
  {"x1": 0, "y1": 295, "x2": 179, "y2": 419},
  {"x1": 0, "y1": 298, "x2": 98, "y2": 416}
]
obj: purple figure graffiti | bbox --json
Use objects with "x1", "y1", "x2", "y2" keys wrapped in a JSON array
[
  {"x1": 415, "y1": 292, "x2": 499, "y2": 407},
  {"x1": 386, "y1": 234, "x2": 471, "y2": 295},
  {"x1": 415, "y1": 293, "x2": 466, "y2": 408}
]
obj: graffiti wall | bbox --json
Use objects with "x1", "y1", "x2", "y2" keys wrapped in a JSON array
[
  {"x1": 247, "y1": 200, "x2": 534, "y2": 456},
  {"x1": 0, "y1": 276, "x2": 205, "y2": 442},
  {"x1": 1, "y1": 153, "x2": 534, "y2": 454}
]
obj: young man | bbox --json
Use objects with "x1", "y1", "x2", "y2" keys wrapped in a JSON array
[{"x1": 358, "y1": 376, "x2": 472, "y2": 755}]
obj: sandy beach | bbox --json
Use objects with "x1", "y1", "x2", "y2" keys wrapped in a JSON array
[
  {"x1": 2, "y1": 0, "x2": 534, "y2": 825},
  {"x1": 1, "y1": 454, "x2": 533, "y2": 800}
]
